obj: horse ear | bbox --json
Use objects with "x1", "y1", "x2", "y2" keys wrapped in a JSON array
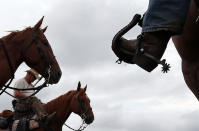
[
  {"x1": 33, "y1": 16, "x2": 44, "y2": 31},
  {"x1": 77, "y1": 81, "x2": 81, "y2": 91},
  {"x1": 42, "y1": 26, "x2": 48, "y2": 33},
  {"x1": 84, "y1": 85, "x2": 87, "y2": 92}
]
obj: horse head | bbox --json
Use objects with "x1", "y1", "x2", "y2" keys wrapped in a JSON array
[
  {"x1": 70, "y1": 82, "x2": 94, "y2": 124},
  {"x1": 21, "y1": 17, "x2": 62, "y2": 84}
]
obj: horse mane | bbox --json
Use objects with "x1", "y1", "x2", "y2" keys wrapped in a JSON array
[
  {"x1": 44, "y1": 90, "x2": 76, "y2": 113},
  {"x1": 3, "y1": 32, "x2": 17, "y2": 41},
  {"x1": 2, "y1": 27, "x2": 32, "y2": 42}
]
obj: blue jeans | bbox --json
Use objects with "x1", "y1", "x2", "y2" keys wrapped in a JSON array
[{"x1": 142, "y1": 0, "x2": 191, "y2": 34}]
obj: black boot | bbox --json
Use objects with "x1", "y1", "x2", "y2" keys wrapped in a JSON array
[{"x1": 112, "y1": 31, "x2": 171, "y2": 72}]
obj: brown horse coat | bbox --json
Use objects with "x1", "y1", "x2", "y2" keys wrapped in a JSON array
[{"x1": 172, "y1": 0, "x2": 199, "y2": 100}]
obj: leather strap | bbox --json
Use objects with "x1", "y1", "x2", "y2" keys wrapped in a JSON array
[{"x1": 0, "y1": 39, "x2": 14, "y2": 78}]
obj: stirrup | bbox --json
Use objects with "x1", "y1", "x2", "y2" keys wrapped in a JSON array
[
  {"x1": 113, "y1": 14, "x2": 143, "y2": 64},
  {"x1": 133, "y1": 34, "x2": 171, "y2": 73}
]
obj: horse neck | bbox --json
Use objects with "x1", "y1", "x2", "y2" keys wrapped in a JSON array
[
  {"x1": 172, "y1": 0, "x2": 199, "y2": 61},
  {"x1": 44, "y1": 90, "x2": 76, "y2": 125},
  {"x1": 0, "y1": 32, "x2": 29, "y2": 86}
]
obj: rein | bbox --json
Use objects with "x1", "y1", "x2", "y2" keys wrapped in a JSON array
[
  {"x1": 64, "y1": 108, "x2": 89, "y2": 131},
  {"x1": 0, "y1": 39, "x2": 15, "y2": 95},
  {"x1": 22, "y1": 29, "x2": 52, "y2": 72},
  {"x1": 1, "y1": 66, "x2": 51, "y2": 100},
  {"x1": 2, "y1": 79, "x2": 48, "y2": 99},
  {"x1": 64, "y1": 121, "x2": 88, "y2": 131}
]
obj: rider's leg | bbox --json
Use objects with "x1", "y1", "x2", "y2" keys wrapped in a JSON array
[
  {"x1": 142, "y1": 0, "x2": 191, "y2": 33},
  {"x1": 31, "y1": 97, "x2": 48, "y2": 119},
  {"x1": 30, "y1": 97, "x2": 56, "y2": 122},
  {"x1": 113, "y1": 0, "x2": 191, "y2": 72}
]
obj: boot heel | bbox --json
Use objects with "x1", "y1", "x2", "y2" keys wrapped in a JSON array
[{"x1": 133, "y1": 54, "x2": 158, "y2": 72}]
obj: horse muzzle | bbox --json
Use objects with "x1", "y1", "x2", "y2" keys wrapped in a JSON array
[
  {"x1": 84, "y1": 115, "x2": 94, "y2": 124},
  {"x1": 44, "y1": 68, "x2": 62, "y2": 84}
]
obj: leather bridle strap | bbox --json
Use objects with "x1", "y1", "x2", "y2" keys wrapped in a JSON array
[
  {"x1": 64, "y1": 92, "x2": 89, "y2": 131},
  {"x1": 22, "y1": 29, "x2": 51, "y2": 75},
  {"x1": 0, "y1": 39, "x2": 15, "y2": 95},
  {"x1": 0, "y1": 39, "x2": 14, "y2": 78},
  {"x1": 35, "y1": 42, "x2": 51, "y2": 69}
]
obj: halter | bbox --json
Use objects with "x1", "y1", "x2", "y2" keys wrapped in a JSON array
[
  {"x1": 21, "y1": 29, "x2": 52, "y2": 77},
  {"x1": 64, "y1": 92, "x2": 92, "y2": 131},
  {"x1": 0, "y1": 28, "x2": 53, "y2": 96}
]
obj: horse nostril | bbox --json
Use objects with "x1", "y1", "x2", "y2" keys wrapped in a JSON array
[{"x1": 85, "y1": 116, "x2": 94, "y2": 124}]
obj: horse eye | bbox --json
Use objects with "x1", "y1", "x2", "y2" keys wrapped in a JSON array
[
  {"x1": 44, "y1": 42, "x2": 49, "y2": 46},
  {"x1": 42, "y1": 41, "x2": 49, "y2": 46}
]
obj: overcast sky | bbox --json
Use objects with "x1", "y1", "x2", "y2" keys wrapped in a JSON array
[{"x1": 0, "y1": 0, "x2": 199, "y2": 131}]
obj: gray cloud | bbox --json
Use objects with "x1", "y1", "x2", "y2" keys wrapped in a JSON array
[{"x1": 0, "y1": 0, "x2": 199, "y2": 131}]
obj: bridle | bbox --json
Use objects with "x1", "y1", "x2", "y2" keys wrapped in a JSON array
[
  {"x1": 22, "y1": 28, "x2": 53, "y2": 77},
  {"x1": 0, "y1": 28, "x2": 53, "y2": 95},
  {"x1": 78, "y1": 95, "x2": 92, "y2": 122},
  {"x1": 64, "y1": 92, "x2": 92, "y2": 131}
]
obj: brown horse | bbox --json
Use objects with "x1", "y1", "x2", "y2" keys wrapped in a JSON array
[
  {"x1": 0, "y1": 17, "x2": 62, "y2": 89},
  {"x1": 0, "y1": 82, "x2": 94, "y2": 131},
  {"x1": 172, "y1": 0, "x2": 199, "y2": 100}
]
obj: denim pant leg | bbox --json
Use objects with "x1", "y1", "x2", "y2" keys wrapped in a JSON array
[
  {"x1": 30, "y1": 97, "x2": 47, "y2": 118},
  {"x1": 142, "y1": 0, "x2": 191, "y2": 34}
]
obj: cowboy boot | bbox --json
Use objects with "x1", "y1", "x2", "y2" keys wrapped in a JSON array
[{"x1": 112, "y1": 31, "x2": 171, "y2": 72}]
